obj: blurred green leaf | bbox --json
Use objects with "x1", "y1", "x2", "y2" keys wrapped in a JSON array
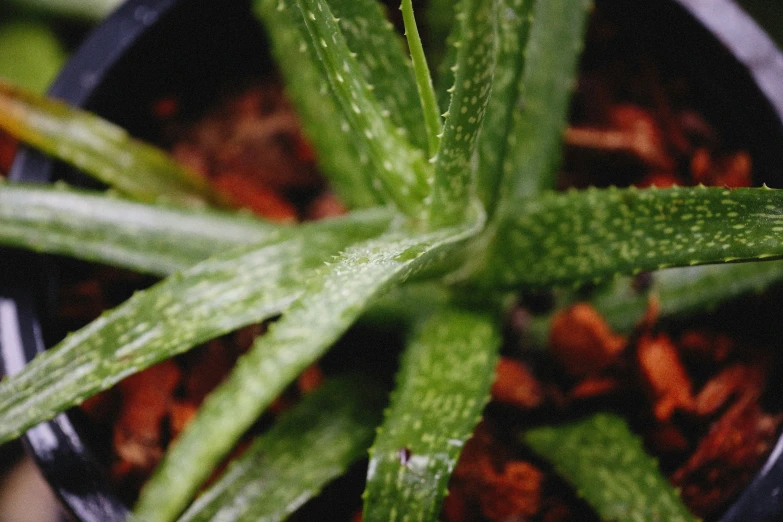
[
  {"x1": 0, "y1": 20, "x2": 65, "y2": 93},
  {"x1": 0, "y1": 81, "x2": 217, "y2": 207},
  {"x1": 526, "y1": 413, "x2": 696, "y2": 522},
  {"x1": 178, "y1": 375, "x2": 386, "y2": 522},
  {"x1": 6, "y1": 0, "x2": 121, "y2": 23}
]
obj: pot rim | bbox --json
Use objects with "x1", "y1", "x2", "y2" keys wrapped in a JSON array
[
  {"x1": 676, "y1": 0, "x2": 783, "y2": 123},
  {"x1": 2, "y1": 0, "x2": 783, "y2": 521},
  {"x1": 3, "y1": 2, "x2": 181, "y2": 520}
]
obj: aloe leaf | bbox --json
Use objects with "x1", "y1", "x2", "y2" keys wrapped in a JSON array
[
  {"x1": 428, "y1": 0, "x2": 498, "y2": 226},
  {"x1": 401, "y1": 0, "x2": 442, "y2": 156},
  {"x1": 593, "y1": 260, "x2": 783, "y2": 333},
  {"x1": 363, "y1": 308, "x2": 501, "y2": 522},
  {"x1": 0, "y1": 81, "x2": 215, "y2": 208},
  {"x1": 255, "y1": 0, "x2": 431, "y2": 207},
  {"x1": 361, "y1": 282, "x2": 453, "y2": 328},
  {"x1": 253, "y1": 0, "x2": 377, "y2": 208},
  {"x1": 133, "y1": 211, "x2": 485, "y2": 522},
  {"x1": 496, "y1": 0, "x2": 590, "y2": 207},
  {"x1": 177, "y1": 375, "x2": 385, "y2": 522},
  {"x1": 0, "y1": 21, "x2": 66, "y2": 93},
  {"x1": 6, "y1": 0, "x2": 121, "y2": 22},
  {"x1": 330, "y1": 0, "x2": 429, "y2": 152},
  {"x1": 525, "y1": 413, "x2": 697, "y2": 522},
  {"x1": 0, "y1": 182, "x2": 393, "y2": 276},
  {"x1": 255, "y1": 0, "x2": 431, "y2": 216},
  {"x1": 0, "y1": 182, "x2": 277, "y2": 275},
  {"x1": 478, "y1": 186, "x2": 783, "y2": 287},
  {"x1": 0, "y1": 214, "x2": 391, "y2": 445},
  {"x1": 475, "y1": 0, "x2": 535, "y2": 212},
  {"x1": 526, "y1": 260, "x2": 783, "y2": 347}
]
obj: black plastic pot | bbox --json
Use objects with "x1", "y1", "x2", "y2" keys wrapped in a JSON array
[{"x1": 1, "y1": 0, "x2": 783, "y2": 520}]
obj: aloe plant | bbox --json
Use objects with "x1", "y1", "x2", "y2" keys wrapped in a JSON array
[{"x1": 0, "y1": 0, "x2": 781, "y2": 520}]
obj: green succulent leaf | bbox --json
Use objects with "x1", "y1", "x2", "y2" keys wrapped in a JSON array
[
  {"x1": 0, "y1": 81, "x2": 215, "y2": 208},
  {"x1": 361, "y1": 282, "x2": 453, "y2": 329},
  {"x1": 525, "y1": 413, "x2": 697, "y2": 522},
  {"x1": 133, "y1": 211, "x2": 485, "y2": 522},
  {"x1": 0, "y1": 182, "x2": 394, "y2": 276},
  {"x1": 0, "y1": 20, "x2": 66, "y2": 93},
  {"x1": 0, "y1": 181, "x2": 275, "y2": 275},
  {"x1": 526, "y1": 260, "x2": 783, "y2": 347},
  {"x1": 6, "y1": 0, "x2": 121, "y2": 22},
  {"x1": 475, "y1": 0, "x2": 535, "y2": 211},
  {"x1": 253, "y1": 0, "x2": 376, "y2": 208},
  {"x1": 593, "y1": 260, "x2": 783, "y2": 333},
  {"x1": 0, "y1": 214, "x2": 391, "y2": 445},
  {"x1": 330, "y1": 0, "x2": 429, "y2": 152},
  {"x1": 255, "y1": 0, "x2": 432, "y2": 208},
  {"x1": 255, "y1": 0, "x2": 431, "y2": 216},
  {"x1": 478, "y1": 186, "x2": 783, "y2": 287},
  {"x1": 363, "y1": 307, "x2": 501, "y2": 522},
  {"x1": 495, "y1": 0, "x2": 590, "y2": 207},
  {"x1": 401, "y1": 0, "x2": 442, "y2": 156},
  {"x1": 177, "y1": 375, "x2": 386, "y2": 522},
  {"x1": 428, "y1": 0, "x2": 498, "y2": 226}
]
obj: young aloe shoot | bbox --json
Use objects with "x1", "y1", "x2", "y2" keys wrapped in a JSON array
[
  {"x1": 0, "y1": 1, "x2": 782, "y2": 521},
  {"x1": 401, "y1": 0, "x2": 442, "y2": 156}
]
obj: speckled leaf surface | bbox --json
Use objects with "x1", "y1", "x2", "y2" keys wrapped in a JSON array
[
  {"x1": 134, "y1": 212, "x2": 485, "y2": 522},
  {"x1": 495, "y1": 0, "x2": 590, "y2": 207},
  {"x1": 480, "y1": 186, "x2": 783, "y2": 287},
  {"x1": 0, "y1": 182, "x2": 391, "y2": 275},
  {"x1": 256, "y1": 0, "x2": 431, "y2": 216},
  {"x1": 475, "y1": 0, "x2": 534, "y2": 211},
  {"x1": 429, "y1": 0, "x2": 498, "y2": 226},
  {"x1": 525, "y1": 413, "x2": 697, "y2": 522},
  {"x1": 254, "y1": 0, "x2": 431, "y2": 206},
  {"x1": 363, "y1": 308, "x2": 500, "y2": 522},
  {"x1": 0, "y1": 182, "x2": 275, "y2": 275},
  {"x1": 0, "y1": 81, "x2": 214, "y2": 207},
  {"x1": 254, "y1": 0, "x2": 377, "y2": 208},
  {"x1": 402, "y1": 0, "x2": 442, "y2": 156},
  {"x1": 330, "y1": 0, "x2": 428, "y2": 152},
  {"x1": 177, "y1": 375, "x2": 385, "y2": 522},
  {"x1": 0, "y1": 213, "x2": 391, "y2": 444}
]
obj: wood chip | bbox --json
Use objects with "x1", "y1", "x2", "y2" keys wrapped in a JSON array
[
  {"x1": 114, "y1": 360, "x2": 181, "y2": 472},
  {"x1": 549, "y1": 304, "x2": 626, "y2": 376},
  {"x1": 491, "y1": 358, "x2": 543, "y2": 409},
  {"x1": 446, "y1": 422, "x2": 543, "y2": 521}
]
